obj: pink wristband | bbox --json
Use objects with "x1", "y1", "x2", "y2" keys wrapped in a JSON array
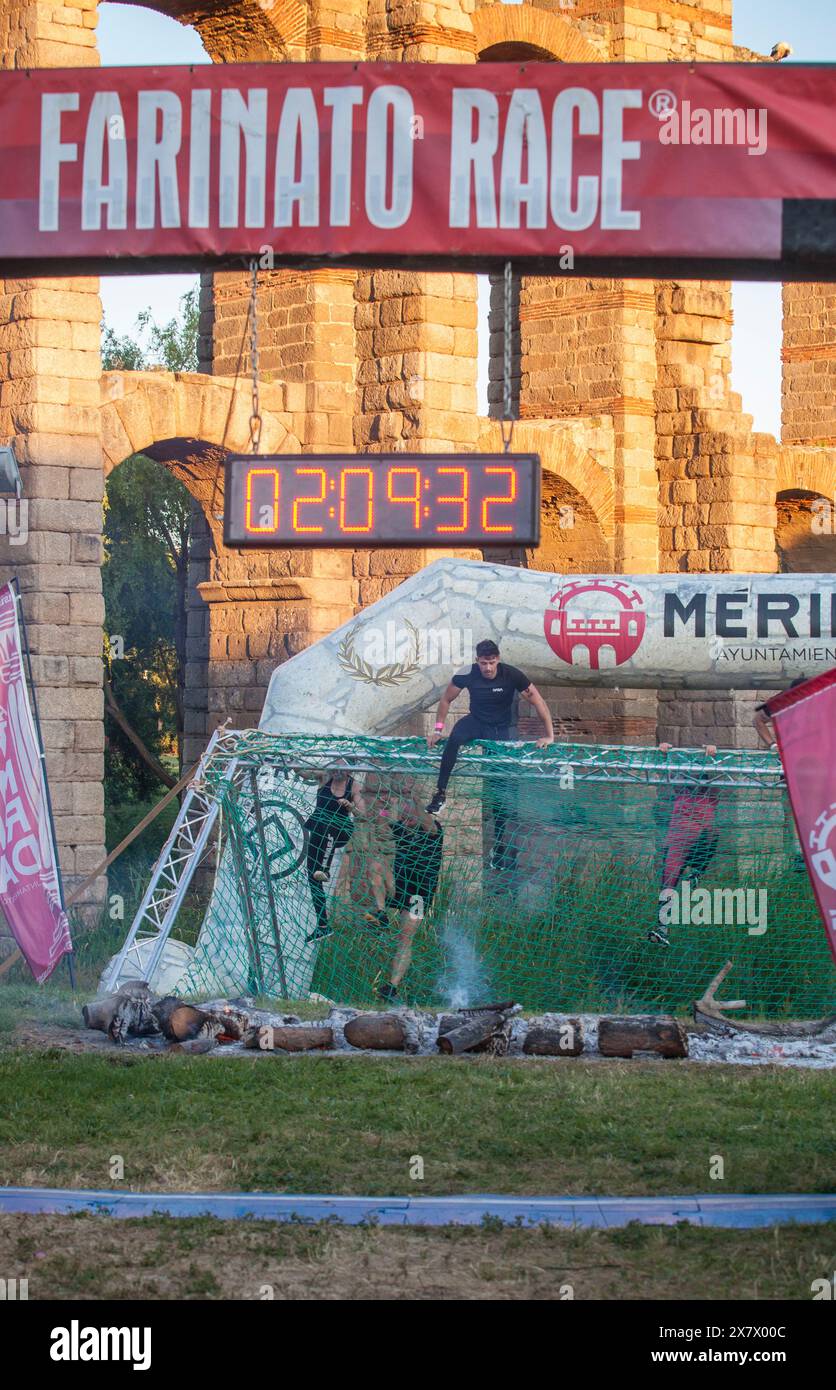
[{"x1": 435, "y1": 721, "x2": 444, "y2": 730}]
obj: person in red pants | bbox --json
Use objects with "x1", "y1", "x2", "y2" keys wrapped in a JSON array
[{"x1": 649, "y1": 745, "x2": 720, "y2": 947}]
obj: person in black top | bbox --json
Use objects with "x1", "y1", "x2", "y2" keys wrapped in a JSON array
[
  {"x1": 377, "y1": 781, "x2": 444, "y2": 1003},
  {"x1": 304, "y1": 763, "x2": 364, "y2": 942},
  {"x1": 425, "y1": 639, "x2": 554, "y2": 815}
]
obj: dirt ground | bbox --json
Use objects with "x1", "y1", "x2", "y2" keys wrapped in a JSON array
[{"x1": 0, "y1": 1212, "x2": 830, "y2": 1301}]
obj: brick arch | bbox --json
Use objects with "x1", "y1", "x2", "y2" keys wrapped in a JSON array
[
  {"x1": 776, "y1": 447, "x2": 836, "y2": 502},
  {"x1": 478, "y1": 418, "x2": 615, "y2": 545},
  {"x1": 100, "y1": 371, "x2": 302, "y2": 503},
  {"x1": 116, "y1": 0, "x2": 303, "y2": 61},
  {"x1": 472, "y1": 4, "x2": 603, "y2": 64}
]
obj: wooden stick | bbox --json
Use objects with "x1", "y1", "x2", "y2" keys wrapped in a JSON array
[
  {"x1": 0, "y1": 757, "x2": 201, "y2": 980},
  {"x1": 437, "y1": 1011, "x2": 504, "y2": 1054}
]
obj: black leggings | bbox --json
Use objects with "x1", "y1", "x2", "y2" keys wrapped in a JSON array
[
  {"x1": 305, "y1": 813, "x2": 353, "y2": 927},
  {"x1": 437, "y1": 716, "x2": 511, "y2": 792},
  {"x1": 437, "y1": 718, "x2": 516, "y2": 867}
]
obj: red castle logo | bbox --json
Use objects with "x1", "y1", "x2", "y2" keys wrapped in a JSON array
[{"x1": 544, "y1": 579, "x2": 647, "y2": 669}]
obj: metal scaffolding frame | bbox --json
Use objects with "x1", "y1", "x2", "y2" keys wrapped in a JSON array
[{"x1": 103, "y1": 728, "x2": 786, "y2": 994}]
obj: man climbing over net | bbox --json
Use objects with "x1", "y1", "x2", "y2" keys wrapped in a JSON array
[{"x1": 425, "y1": 639, "x2": 554, "y2": 816}]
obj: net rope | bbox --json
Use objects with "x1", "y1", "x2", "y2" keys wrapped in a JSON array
[{"x1": 173, "y1": 732, "x2": 836, "y2": 1016}]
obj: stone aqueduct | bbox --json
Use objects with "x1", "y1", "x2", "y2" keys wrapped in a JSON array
[{"x1": 1, "y1": 0, "x2": 836, "y2": 904}]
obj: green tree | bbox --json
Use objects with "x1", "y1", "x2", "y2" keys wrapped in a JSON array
[{"x1": 102, "y1": 288, "x2": 199, "y2": 805}]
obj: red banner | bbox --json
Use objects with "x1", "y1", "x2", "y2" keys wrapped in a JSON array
[
  {"x1": 0, "y1": 585, "x2": 72, "y2": 982},
  {"x1": 0, "y1": 62, "x2": 835, "y2": 274},
  {"x1": 769, "y1": 669, "x2": 836, "y2": 966}
]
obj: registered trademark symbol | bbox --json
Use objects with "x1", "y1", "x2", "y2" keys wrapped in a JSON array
[{"x1": 649, "y1": 89, "x2": 677, "y2": 119}]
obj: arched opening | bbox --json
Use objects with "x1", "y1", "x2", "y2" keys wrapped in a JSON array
[
  {"x1": 526, "y1": 473, "x2": 611, "y2": 573},
  {"x1": 479, "y1": 41, "x2": 558, "y2": 62},
  {"x1": 102, "y1": 434, "x2": 227, "y2": 845},
  {"x1": 776, "y1": 489, "x2": 836, "y2": 571}
]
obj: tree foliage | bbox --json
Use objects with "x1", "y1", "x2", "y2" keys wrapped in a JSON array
[{"x1": 102, "y1": 288, "x2": 199, "y2": 808}]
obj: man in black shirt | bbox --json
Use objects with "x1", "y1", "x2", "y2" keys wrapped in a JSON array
[{"x1": 425, "y1": 639, "x2": 554, "y2": 816}]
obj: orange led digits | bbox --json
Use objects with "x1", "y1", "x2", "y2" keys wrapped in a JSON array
[
  {"x1": 293, "y1": 467, "x2": 326, "y2": 533},
  {"x1": 482, "y1": 466, "x2": 517, "y2": 533},
  {"x1": 340, "y1": 468, "x2": 374, "y2": 532},
  {"x1": 245, "y1": 467, "x2": 280, "y2": 533},
  {"x1": 387, "y1": 467, "x2": 422, "y2": 529},
  {"x1": 435, "y1": 466, "x2": 469, "y2": 532}
]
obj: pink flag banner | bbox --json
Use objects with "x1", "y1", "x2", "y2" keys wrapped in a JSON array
[
  {"x1": 0, "y1": 583, "x2": 72, "y2": 981},
  {"x1": 769, "y1": 669, "x2": 836, "y2": 967}
]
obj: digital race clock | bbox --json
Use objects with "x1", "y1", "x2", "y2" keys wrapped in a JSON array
[{"x1": 223, "y1": 453, "x2": 541, "y2": 549}]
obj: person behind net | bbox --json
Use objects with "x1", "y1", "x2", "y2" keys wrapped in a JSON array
[
  {"x1": 753, "y1": 676, "x2": 808, "y2": 749},
  {"x1": 377, "y1": 778, "x2": 444, "y2": 1003},
  {"x1": 304, "y1": 762, "x2": 364, "y2": 943},
  {"x1": 648, "y1": 743, "x2": 720, "y2": 947},
  {"x1": 425, "y1": 639, "x2": 554, "y2": 817}
]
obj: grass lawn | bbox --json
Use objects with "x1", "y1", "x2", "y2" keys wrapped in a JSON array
[
  {"x1": 0, "y1": 1040, "x2": 834, "y2": 1196},
  {"x1": 0, "y1": 1212, "x2": 830, "y2": 1300}
]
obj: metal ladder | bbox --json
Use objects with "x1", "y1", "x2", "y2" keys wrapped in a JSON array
[{"x1": 102, "y1": 728, "x2": 235, "y2": 992}]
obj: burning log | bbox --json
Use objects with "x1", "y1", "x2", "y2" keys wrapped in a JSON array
[
  {"x1": 202, "y1": 1004, "x2": 250, "y2": 1041},
  {"x1": 244, "y1": 1024, "x2": 334, "y2": 1052},
  {"x1": 437, "y1": 1011, "x2": 505, "y2": 1055},
  {"x1": 523, "y1": 1020, "x2": 584, "y2": 1056},
  {"x1": 82, "y1": 982, "x2": 153, "y2": 1034},
  {"x1": 344, "y1": 1013, "x2": 407, "y2": 1051},
  {"x1": 695, "y1": 961, "x2": 836, "y2": 1039},
  {"x1": 151, "y1": 997, "x2": 222, "y2": 1044},
  {"x1": 598, "y1": 1015, "x2": 688, "y2": 1059}
]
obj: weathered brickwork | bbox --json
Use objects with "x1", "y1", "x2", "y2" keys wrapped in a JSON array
[
  {"x1": 782, "y1": 283, "x2": 836, "y2": 447},
  {"x1": 1, "y1": 0, "x2": 836, "y2": 902}
]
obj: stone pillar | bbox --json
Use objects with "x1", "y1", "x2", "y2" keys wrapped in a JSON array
[
  {"x1": 655, "y1": 280, "x2": 778, "y2": 748},
  {"x1": 577, "y1": 0, "x2": 734, "y2": 62},
  {"x1": 0, "y1": 0, "x2": 105, "y2": 905},
  {"x1": 517, "y1": 277, "x2": 658, "y2": 574},
  {"x1": 782, "y1": 284, "x2": 836, "y2": 446},
  {"x1": 656, "y1": 281, "x2": 776, "y2": 574}
]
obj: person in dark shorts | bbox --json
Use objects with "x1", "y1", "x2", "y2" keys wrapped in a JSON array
[
  {"x1": 377, "y1": 787, "x2": 443, "y2": 1002},
  {"x1": 304, "y1": 764, "x2": 363, "y2": 942},
  {"x1": 425, "y1": 639, "x2": 554, "y2": 815}
]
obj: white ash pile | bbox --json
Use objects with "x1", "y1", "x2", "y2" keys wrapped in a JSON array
[{"x1": 80, "y1": 974, "x2": 835, "y2": 1068}]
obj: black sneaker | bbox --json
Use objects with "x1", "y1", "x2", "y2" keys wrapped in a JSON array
[
  {"x1": 364, "y1": 909, "x2": 390, "y2": 933},
  {"x1": 377, "y1": 982, "x2": 399, "y2": 1003},
  {"x1": 426, "y1": 790, "x2": 446, "y2": 815},
  {"x1": 307, "y1": 923, "x2": 333, "y2": 943},
  {"x1": 647, "y1": 926, "x2": 670, "y2": 946}
]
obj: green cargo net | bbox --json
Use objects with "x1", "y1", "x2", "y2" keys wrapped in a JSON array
[{"x1": 174, "y1": 732, "x2": 836, "y2": 1017}]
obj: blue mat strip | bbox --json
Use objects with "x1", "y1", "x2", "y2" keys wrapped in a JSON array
[{"x1": 0, "y1": 1188, "x2": 833, "y2": 1228}]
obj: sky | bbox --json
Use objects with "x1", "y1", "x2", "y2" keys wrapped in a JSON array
[{"x1": 96, "y1": 0, "x2": 836, "y2": 438}]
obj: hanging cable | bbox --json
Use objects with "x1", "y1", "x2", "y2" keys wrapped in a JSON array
[
  {"x1": 248, "y1": 258, "x2": 262, "y2": 454},
  {"x1": 501, "y1": 259, "x2": 515, "y2": 455}
]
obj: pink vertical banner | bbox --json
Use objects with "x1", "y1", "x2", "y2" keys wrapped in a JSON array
[
  {"x1": 769, "y1": 669, "x2": 836, "y2": 967},
  {"x1": 0, "y1": 583, "x2": 72, "y2": 981}
]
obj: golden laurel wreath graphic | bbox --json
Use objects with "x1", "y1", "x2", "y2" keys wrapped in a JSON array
[{"x1": 337, "y1": 619, "x2": 422, "y2": 687}]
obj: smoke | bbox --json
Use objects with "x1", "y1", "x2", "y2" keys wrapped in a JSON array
[{"x1": 437, "y1": 916, "x2": 490, "y2": 1009}]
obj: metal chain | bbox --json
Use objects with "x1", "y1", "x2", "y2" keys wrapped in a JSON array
[
  {"x1": 248, "y1": 259, "x2": 262, "y2": 454},
  {"x1": 501, "y1": 259, "x2": 514, "y2": 454}
]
